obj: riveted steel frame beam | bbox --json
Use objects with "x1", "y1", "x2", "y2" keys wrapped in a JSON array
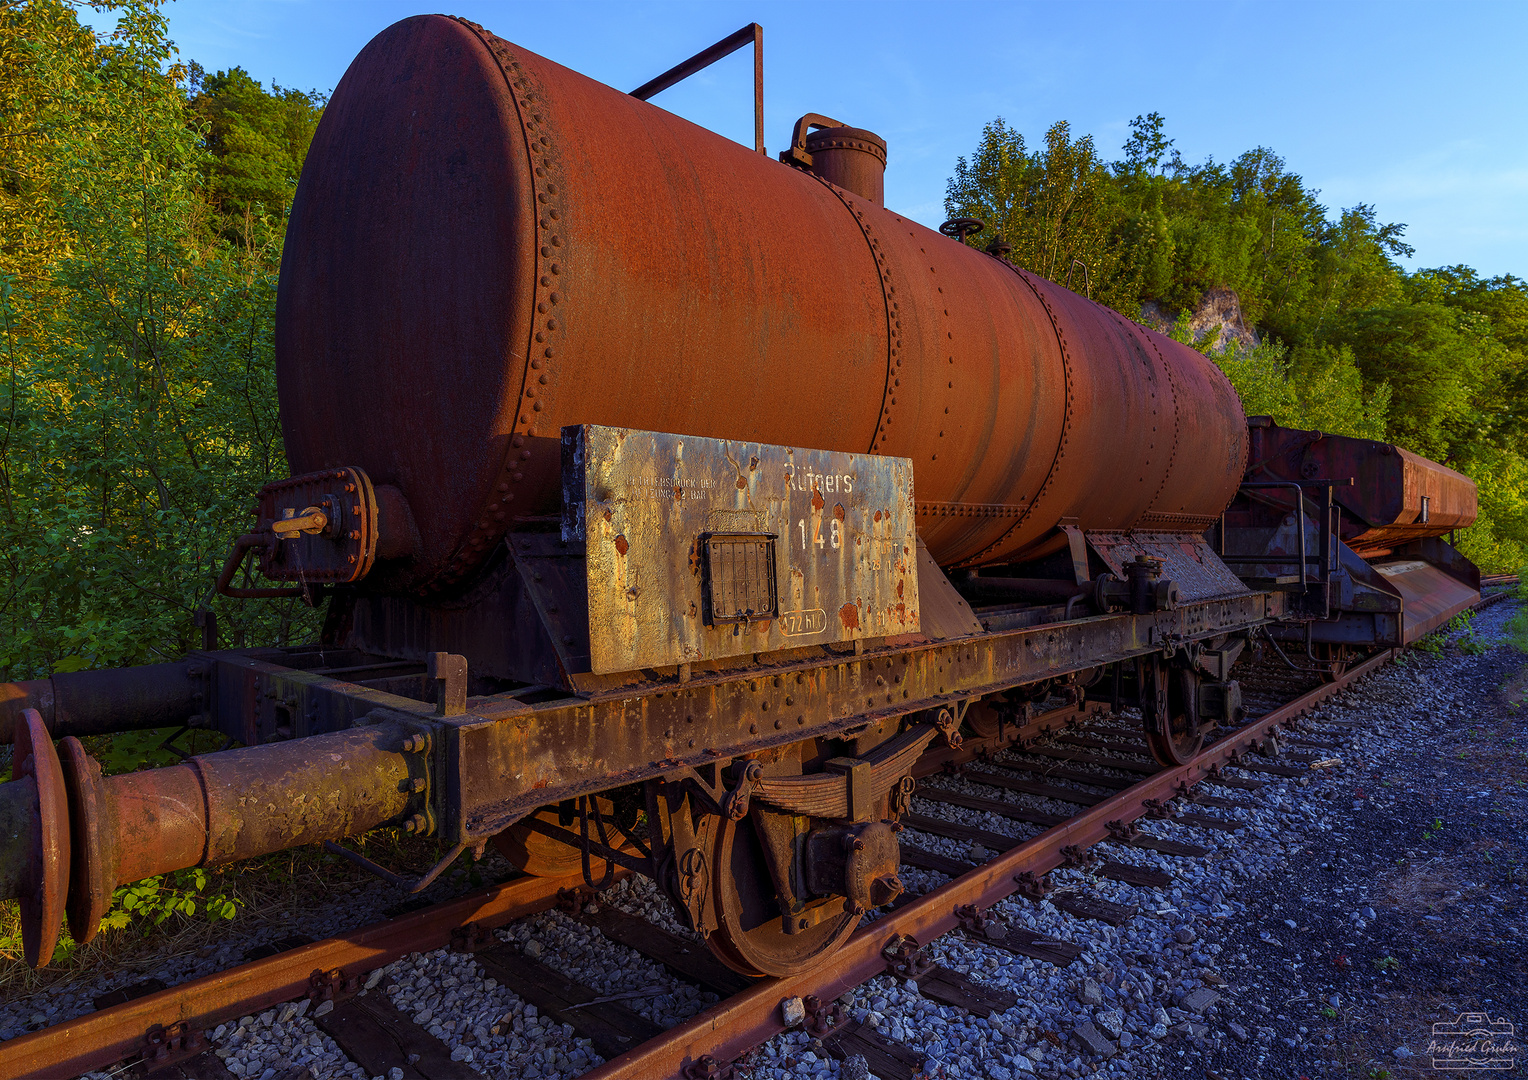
[{"x1": 437, "y1": 592, "x2": 1275, "y2": 842}]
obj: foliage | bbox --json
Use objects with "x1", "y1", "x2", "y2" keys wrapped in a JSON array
[
  {"x1": 81, "y1": 724, "x2": 223, "y2": 775},
  {"x1": 186, "y1": 61, "x2": 325, "y2": 246},
  {"x1": 945, "y1": 118, "x2": 1130, "y2": 311},
  {"x1": 1507, "y1": 608, "x2": 1528, "y2": 654},
  {"x1": 104, "y1": 869, "x2": 241, "y2": 930},
  {"x1": 1454, "y1": 448, "x2": 1528, "y2": 574},
  {"x1": 0, "y1": 1, "x2": 321, "y2": 679},
  {"x1": 947, "y1": 110, "x2": 1528, "y2": 571},
  {"x1": 0, "y1": 864, "x2": 240, "y2": 965},
  {"x1": 1197, "y1": 337, "x2": 1390, "y2": 441},
  {"x1": 1323, "y1": 303, "x2": 1511, "y2": 461}
]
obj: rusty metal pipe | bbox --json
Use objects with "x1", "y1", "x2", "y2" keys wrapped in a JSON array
[
  {"x1": 102, "y1": 763, "x2": 207, "y2": 886},
  {"x1": 0, "y1": 661, "x2": 201, "y2": 746},
  {"x1": 961, "y1": 577, "x2": 1090, "y2": 604},
  {"x1": 194, "y1": 725, "x2": 415, "y2": 863},
  {"x1": 0, "y1": 721, "x2": 419, "y2": 961},
  {"x1": 89, "y1": 724, "x2": 415, "y2": 886}
]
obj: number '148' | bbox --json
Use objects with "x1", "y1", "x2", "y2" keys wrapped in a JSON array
[{"x1": 798, "y1": 517, "x2": 840, "y2": 551}]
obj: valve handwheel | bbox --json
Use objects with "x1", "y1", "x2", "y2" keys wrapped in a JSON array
[{"x1": 939, "y1": 217, "x2": 986, "y2": 242}]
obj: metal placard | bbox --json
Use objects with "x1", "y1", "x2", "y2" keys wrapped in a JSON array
[{"x1": 563, "y1": 425, "x2": 919, "y2": 674}]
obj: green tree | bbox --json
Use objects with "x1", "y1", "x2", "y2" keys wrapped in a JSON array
[
  {"x1": 0, "y1": 0, "x2": 317, "y2": 678},
  {"x1": 1324, "y1": 303, "x2": 1510, "y2": 461},
  {"x1": 187, "y1": 62, "x2": 325, "y2": 247},
  {"x1": 946, "y1": 110, "x2": 1528, "y2": 570},
  {"x1": 944, "y1": 118, "x2": 1129, "y2": 310}
]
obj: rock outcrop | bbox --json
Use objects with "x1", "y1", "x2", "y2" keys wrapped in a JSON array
[{"x1": 1138, "y1": 287, "x2": 1258, "y2": 353}]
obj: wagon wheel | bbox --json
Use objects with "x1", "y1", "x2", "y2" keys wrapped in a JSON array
[
  {"x1": 492, "y1": 796, "x2": 636, "y2": 877},
  {"x1": 1139, "y1": 656, "x2": 1203, "y2": 767},
  {"x1": 1311, "y1": 643, "x2": 1353, "y2": 683},
  {"x1": 964, "y1": 698, "x2": 1005, "y2": 740},
  {"x1": 704, "y1": 813, "x2": 859, "y2": 979}
]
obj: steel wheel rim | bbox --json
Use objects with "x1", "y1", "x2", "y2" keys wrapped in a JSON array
[{"x1": 707, "y1": 814, "x2": 858, "y2": 978}]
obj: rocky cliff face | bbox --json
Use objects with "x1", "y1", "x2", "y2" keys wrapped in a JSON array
[{"x1": 1138, "y1": 287, "x2": 1258, "y2": 353}]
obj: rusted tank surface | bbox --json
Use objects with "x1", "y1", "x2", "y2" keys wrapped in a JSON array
[
  {"x1": 1245, "y1": 419, "x2": 1476, "y2": 556},
  {"x1": 276, "y1": 15, "x2": 1247, "y2": 596}
]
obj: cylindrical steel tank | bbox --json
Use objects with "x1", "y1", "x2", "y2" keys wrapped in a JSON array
[{"x1": 276, "y1": 15, "x2": 1248, "y2": 596}]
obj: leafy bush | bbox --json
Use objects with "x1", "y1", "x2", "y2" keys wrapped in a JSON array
[
  {"x1": 0, "y1": 2, "x2": 322, "y2": 679},
  {"x1": 104, "y1": 869, "x2": 241, "y2": 931},
  {"x1": 1507, "y1": 608, "x2": 1528, "y2": 654}
]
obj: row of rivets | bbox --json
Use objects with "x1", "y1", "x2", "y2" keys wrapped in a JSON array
[
  {"x1": 1133, "y1": 320, "x2": 1182, "y2": 510},
  {"x1": 914, "y1": 501, "x2": 1026, "y2": 518},
  {"x1": 914, "y1": 230, "x2": 953, "y2": 463},
  {"x1": 803, "y1": 174, "x2": 901, "y2": 454},
  {"x1": 964, "y1": 265, "x2": 1076, "y2": 565},
  {"x1": 438, "y1": 20, "x2": 567, "y2": 590}
]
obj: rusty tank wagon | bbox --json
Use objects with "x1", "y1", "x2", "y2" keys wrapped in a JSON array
[{"x1": 0, "y1": 16, "x2": 1481, "y2": 979}]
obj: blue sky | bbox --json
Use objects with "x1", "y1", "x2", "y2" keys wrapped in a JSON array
[{"x1": 88, "y1": 0, "x2": 1528, "y2": 278}]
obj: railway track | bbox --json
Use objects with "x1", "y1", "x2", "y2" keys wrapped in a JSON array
[{"x1": 2, "y1": 587, "x2": 1517, "y2": 1080}]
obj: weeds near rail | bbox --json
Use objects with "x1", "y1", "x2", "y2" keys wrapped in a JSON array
[
  {"x1": 82, "y1": 726, "x2": 227, "y2": 776},
  {"x1": 0, "y1": 830, "x2": 477, "y2": 1001},
  {"x1": 1506, "y1": 607, "x2": 1528, "y2": 653}
]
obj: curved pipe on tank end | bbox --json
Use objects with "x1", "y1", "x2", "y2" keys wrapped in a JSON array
[
  {"x1": 0, "y1": 720, "x2": 418, "y2": 966},
  {"x1": 0, "y1": 661, "x2": 202, "y2": 746}
]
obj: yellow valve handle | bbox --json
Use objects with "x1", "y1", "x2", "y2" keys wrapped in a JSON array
[{"x1": 271, "y1": 506, "x2": 328, "y2": 538}]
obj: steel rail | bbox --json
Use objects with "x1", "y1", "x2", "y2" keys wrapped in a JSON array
[
  {"x1": 0, "y1": 868, "x2": 618, "y2": 1080},
  {"x1": 578, "y1": 646, "x2": 1401, "y2": 1079},
  {"x1": 1474, "y1": 589, "x2": 1518, "y2": 613}
]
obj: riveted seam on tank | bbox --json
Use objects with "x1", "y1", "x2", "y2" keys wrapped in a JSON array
[
  {"x1": 913, "y1": 501, "x2": 1023, "y2": 519},
  {"x1": 957, "y1": 264, "x2": 1074, "y2": 567},
  {"x1": 799, "y1": 174, "x2": 899, "y2": 454},
  {"x1": 437, "y1": 19, "x2": 567, "y2": 591},
  {"x1": 1122, "y1": 314, "x2": 1183, "y2": 517}
]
